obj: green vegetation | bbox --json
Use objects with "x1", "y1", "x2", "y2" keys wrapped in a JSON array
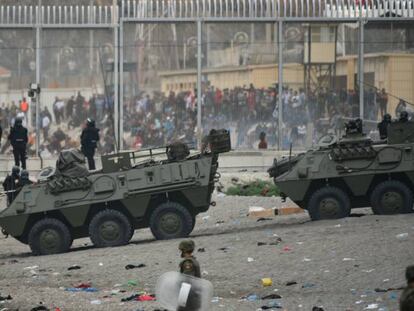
[{"x1": 225, "y1": 180, "x2": 280, "y2": 197}]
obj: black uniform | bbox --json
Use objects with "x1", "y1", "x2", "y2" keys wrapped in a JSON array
[
  {"x1": 378, "y1": 115, "x2": 391, "y2": 140},
  {"x1": 81, "y1": 125, "x2": 100, "y2": 170},
  {"x1": 2, "y1": 173, "x2": 20, "y2": 205},
  {"x1": 8, "y1": 122, "x2": 28, "y2": 169}
]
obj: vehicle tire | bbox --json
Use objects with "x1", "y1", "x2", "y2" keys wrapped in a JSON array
[
  {"x1": 149, "y1": 202, "x2": 193, "y2": 240},
  {"x1": 28, "y1": 218, "x2": 72, "y2": 255},
  {"x1": 307, "y1": 186, "x2": 351, "y2": 221},
  {"x1": 89, "y1": 209, "x2": 132, "y2": 247},
  {"x1": 370, "y1": 180, "x2": 413, "y2": 215}
]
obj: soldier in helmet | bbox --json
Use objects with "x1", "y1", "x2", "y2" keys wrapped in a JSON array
[
  {"x1": 178, "y1": 239, "x2": 202, "y2": 311},
  {"x1": 8, "y1": 118, "x2": 28, "y2": 169},
  {"x1": 14, "y1": 170, "x2": 33, "y2": 198},
  {"x1": 400, "y1": 266, "x2": 414, "y2": 311},
  {"x1": 80, "y1": 118, "x2": 100, "y2": 170},
  {"x1": 378, "y1": 113, "x2": 392, "y2": 140},
  {"x1": 178, "y1": 240, "x2": 201, "y2": 278},
  {"x1": 399, "y1": 111, "x2": 409, "y2": 123},
  {"x1": 2, "y1": 166, "x2": 20, "y2": 205}
]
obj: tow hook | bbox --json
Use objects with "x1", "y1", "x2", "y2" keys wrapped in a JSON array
[
  {"x1": 210, "y1": 201, "x2": 216, "y2": 206},
  {"x1": 1, "y1": 228, "x2": 9, "y2": 238}
]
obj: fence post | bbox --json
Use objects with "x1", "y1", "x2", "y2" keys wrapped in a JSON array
[
  {"x1": 197, "y1": 19, "x2": 202, "y2": 149},
  {"x1": 278, "y1": 20, "x2": 283, "y2": 150},
  {"x1": 35, "y1": 0, "x2": 42, "y2": 159},
  {"x1": 119, "y1": 20, "x2": 124, "y2": 151},
  {"x1": 358, "y1": 17, "x2": 364, "y2": 119}
]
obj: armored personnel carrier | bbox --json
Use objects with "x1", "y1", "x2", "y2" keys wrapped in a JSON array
[
  {"x1": 268, "y1": 119, "x2": 414, "y2": 220},
  {"x1": 0, "y1": 129, "x2": 230, "y2": 255}
]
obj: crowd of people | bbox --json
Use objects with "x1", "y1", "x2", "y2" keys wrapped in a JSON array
[{"x1": 123, "y1": 84, "x2": 394, "y2": 150}]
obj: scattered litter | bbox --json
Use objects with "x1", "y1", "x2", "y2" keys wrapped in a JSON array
[
  {"x1": 197, "y1": 248, "x2": 206, "y2": 253},
  {"x1": 262, "y1": 294, "x2": 282, "y2": 300},
  {"x1": 257, "y1": 218, "x2": 273, "y2": 222},
  {"x1": 396, "y1": 233, "x2": 408, "y2": 240},
  {"x1": 216, "y1": 192, "x2": 226, "y2": 198},
  {"x1": 121, "y1": 294, "x2": 140, "y2": 302},
  {"x1": 324, "y1": 270, "x2": 330, "y2": 273},
  {"x1": 137, "y1": 295, "x2": 155, "y2": 301},
  {"x1": 363, "y1": 269, "x2": 375, "y2": 273},
  {"x1": 302, "y1": 283, "x2": 316, "y2": 288},
  {"x1": 312, "y1": 307, "x2": 325, "y2": 311},
  {"x1": 248, "y1": 206, "x2": 274, "y2": 218},
  {"x1": 257, "y1": 242, "x2": 267, "y2": 246},
  {"x1": 67, "y1": 265, "x2": 81, "y2": 271},
  {"x1": 261, "y1": 300, "x2": 283, "y2": 309},
  {"x1": 303, "y1": 258, "x2": 311, "y2": 262},
  {"x1": 247, "y1": 257, "x2": 255, "y2": 262},
  {"x1": 202, "y1": 216, "x2": 210, "y2": 221},
  {"x1": 389, "y1": 292, "x2": 398, "y2": 301},
  {"x1": 65, "y1": 287, "x2": 99, "y2": 293},
  {"x1": 127, "y1": 280, "x2": 138, "y2": 287},
  {"x1": 261, "y1": 278, "x2": 273, "y2": 287},
  {"x1": 246, "y1": 294, "x2": 258, "y2": 302},
  {"x1": 364, "y1": 304, "x2": 379, "y2": 309},
  {"x1": 216, "y1": 220, "x2": 225, "y2": 224},
  {"x1": 218, "y1": 247, "x2": 229, "y2": 251},
  {"x1": 282, "y1": 246, "x2": 292, "y2": 252},
  {"x1": 355, "y1": 301, "x2": 363, "y2": 304},
  {"x1": 275, "y1": 207, "x2": 305, "y2": 216},
  {"x1": 24, "y1": 266, "x2": 39, "y2": 270},
  {"x1": 211, "y1": 297, "x2": 220, "y2": 303},
  {"x1": 296, "y1": 242, "x2": 304, "y2": 245},
  {"x1": 343, "y1": 258, "x2": 355, "y2": 261},
  {"x1": 75, "y1": 282, "x2": 92, "y2": 288},
  {"x1": 30, "y1": 306, "x2": 49, "y2": 311},
  {"x1": 99, "y1": 262, "x2": 104, "y2": 266},
  {"x1": 125, "y1": 264, "x2": 146, "y2": 270},
  {"x1": 0, "y1": 295, "x2": 12, "y2": 301},
  {"x1": 383, "y1": 279, "x2": 390, "y2": 283},
  {"x1": 202, "y1": 270, "x2": 209, "y2": 276},
  {"x1": 334, "y1": 224, "x2": 341, "y2": 228},
  {"x1": 374, "y1": 288, "x2": 387, "y2": 293},
  {"x1": 286, "y1": 281, "x2": 297, "y2": 286},
  {"x1": 90, "y1": 300, "x2": 102, "y2": 305}
]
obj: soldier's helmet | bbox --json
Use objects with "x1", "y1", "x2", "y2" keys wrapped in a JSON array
[
  {"x1": 179, "y1": 240, "x2": 195, "y2": 252},
  {"x1": 86, "y1": 118, "x2": 95, "y2": 127},
  {"x1": 11, "y1": 166, "x2": 20, "y2": 175},
  {"x1": 14, "y1": 118, "x2": 23, "y2": 126},
  {"x1": 400, "y1": 110, "x2": 409, "y2": 121},
  {"x1": 384, "y1": 113, "x2": 391, "y2": 122},
  {"x1": 406, "y1": 265, "x2": 414, "y2": 283},
  {"x1": 20, "y1": 170, "x2": 29, "y2": 180}
]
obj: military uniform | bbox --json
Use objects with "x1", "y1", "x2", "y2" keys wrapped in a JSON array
[
  {"x1": 81, "y1": 119, "x2": 100, "y2": 170},
  {"x1": 179, "y1": 257, "x2": 201, "y2": 278},
  {"x1": 378, "y1": 114, "x2": 391, "y2": 140},
  {"x1": 177, "y1": 240, "x2": 202, "y2": 311},
  {"x1": 8, "y1": 119, "x2": 28, "y2": 169},
  {"x1": 2, "y1": 167, "x2": 20, "y2": 205}
]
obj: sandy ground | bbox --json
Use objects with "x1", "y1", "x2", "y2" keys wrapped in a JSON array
[{"x1": 0, "y1": 194, "x2": 413, "y2": 311}]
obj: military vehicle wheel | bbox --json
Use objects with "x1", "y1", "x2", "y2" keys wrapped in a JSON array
[
  {"x1": 89, "y1": 209, "x2": 132, "y2": 247},
  {"x1": 370, "y1": 180, "x2": 413, "y2": 215},
  {"x1": 150, "y1": 202, "x2": 193, "y2": 240},
  {"x1": 28, "y1": 218, "x2": 72, "y2": 255},
  {"x1": 307, "y1": 186, "x2": 351, "y2": 220}
]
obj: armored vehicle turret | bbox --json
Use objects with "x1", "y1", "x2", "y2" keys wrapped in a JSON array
[
  {"x1": 0, "y1": 129, "x2": 230, "y2": 255},
  {"x1": 268, "y1": 119, "x2": 414, "y2": 220}
]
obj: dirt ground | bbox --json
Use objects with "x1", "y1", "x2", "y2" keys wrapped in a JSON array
[{"x1": 0, "y1": 194, "x2": 413, "y2": 311}]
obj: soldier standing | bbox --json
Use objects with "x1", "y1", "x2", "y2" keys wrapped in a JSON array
[
  {"x1": 81, "y1": 118, "x2": 100, "y2": 170},
  {"x1": 8, "y1": 118, "x2": 28, "y2": 169},
  {"x1": 377, "y1": 113, "x2": 392, "y2": 139},
  {"x1": 14, "y1": 170, "x2": 33, "y2": 198},
  {"x1": 178, "y1": 240, "x2": 201, "y2": 277},
  {"x1": 2, "y1": 166, "x2": 20, "y2": 205},
  {"x1": 178, "y1": 240, "x2": 201, "y2": 311}
]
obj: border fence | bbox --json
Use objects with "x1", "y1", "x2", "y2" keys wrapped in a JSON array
[{"x1": 0, "y1": 0, "x2": 413, "y2": 160}]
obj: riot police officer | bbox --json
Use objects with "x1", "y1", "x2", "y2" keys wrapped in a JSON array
[
  {"x1": 14, "y1": 170, "x2": 33, "y2": 198},
  {"x1": 2, "y1": 166, "x2": 20, "y2": 205},
  {"x1": 378, "y1": 113, "x2": 392, "y2": 140},
  {"x1": 80, "y1": 118, "x2": 100, "y2": 170},
  {"x1": 399, "y1": 111, "x2": 409, "y2": 123},
  {"x1": 8, "y1": 118, "x2": 28, "y2": 169}
]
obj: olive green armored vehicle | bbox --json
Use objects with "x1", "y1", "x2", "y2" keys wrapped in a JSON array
[
  {"x1": 268, "y1": 119, "x2": 414, "y2": 221},
  {"x1": 0, "y1": 129, "x2": 230, "y2": 255}
]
